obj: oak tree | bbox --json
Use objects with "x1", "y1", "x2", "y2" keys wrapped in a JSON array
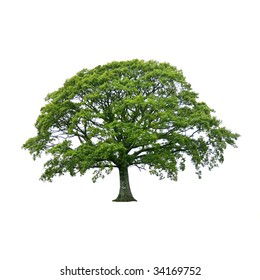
[{"x1": 22, "y1": 60, "x2": 239, "y2": 201}]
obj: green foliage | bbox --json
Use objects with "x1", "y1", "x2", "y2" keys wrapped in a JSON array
[{"x1": 22, "y1": 59, "x2": 240, "y2": 182}]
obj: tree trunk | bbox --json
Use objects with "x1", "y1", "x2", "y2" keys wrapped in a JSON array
[{"x1": 113, "y1": 165, "x2": 137, "y2": 202}]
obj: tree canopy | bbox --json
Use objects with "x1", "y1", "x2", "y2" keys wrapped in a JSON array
[{"x1": 22, "y1": 59, "x2": 239, "y2": 201}]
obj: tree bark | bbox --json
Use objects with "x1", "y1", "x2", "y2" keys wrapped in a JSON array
[{"x1": 113, "y1": 165, "x2": 137, "y2": 202}]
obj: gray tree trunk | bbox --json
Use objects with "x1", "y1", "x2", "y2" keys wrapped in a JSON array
[{"x1": 113, "y1": 165, "x2": 137, "y2": 202}]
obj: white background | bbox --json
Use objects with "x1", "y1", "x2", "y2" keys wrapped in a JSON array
[{"x1": 0, "y1": 0, "x2": 259, "y2": 279}]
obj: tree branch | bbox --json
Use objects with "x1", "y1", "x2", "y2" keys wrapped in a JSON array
[
  {"x1": 189, "y1": 129, "x2": 200, "y2": 138},
  {"x1": 133, "y1": 164, "x2": 146, "y2": 171},
  {"x1": 91, "y1": 164, "x2": 117, "y2": 168}
]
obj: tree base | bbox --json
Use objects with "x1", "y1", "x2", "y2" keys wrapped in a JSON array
[{"x1": 112, "y1": 196, "x2": 137, "y2": 202}]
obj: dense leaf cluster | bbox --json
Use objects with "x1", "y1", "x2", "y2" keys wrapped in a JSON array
[{"x1": 23, "y1": 59, "x2": 239, "y2": 182}]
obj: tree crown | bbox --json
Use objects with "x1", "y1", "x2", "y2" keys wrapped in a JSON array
[{"x1": 23, "y1": 59, "x2": 239, "y2": 182}]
